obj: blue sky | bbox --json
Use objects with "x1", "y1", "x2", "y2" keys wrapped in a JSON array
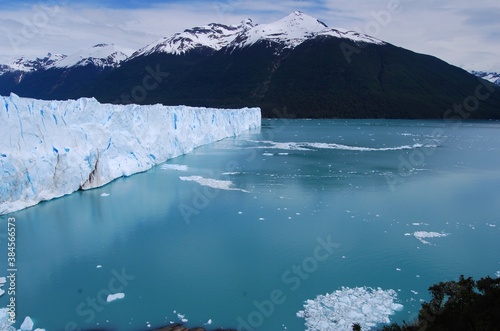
[{"x1": 0, "y1": 0, "x2": 499, "y2": 71}]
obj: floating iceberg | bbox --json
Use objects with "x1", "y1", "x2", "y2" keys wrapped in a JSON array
[
  {"x1": 20, "y1": 317, "x2": 34, "y2": 330},
  {"x1": 106, "y1": 293, "x2": 125, "y2": 303},
  {"x1": 0, "y1": 93, "x2": 260, "y2": 214},
  {"x1": 297, "y1": 286, "x2": 403, "y2": 331}
]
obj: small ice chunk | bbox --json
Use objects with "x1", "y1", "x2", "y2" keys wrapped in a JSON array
[
  {"x1": 0, "y1": 276, "x2": 6, "y2": 295},
  {"x1": 107, "y1": 293, "x2": 125, "y2": 302},
  {"x1": 96, "y1": 265, "x2": 102, "y2": 268},
  {"x1": 396, "y1": 268, "x2": 401, "y2": 271},
  {"x1": 391, "y1": 303, "x2": 404, "y2": 311},
  {"x1": 101, "y1": 193, "x2": 110, "y2": 197},
  {"x1": 177, "y1": 313, "x2": 188, "y2": 322},
  {"x1": 20, "y1": 316, "x2": 34, "y2": 331},
  {"x1": 160, "y1": 164, "x2": 188, "y2": 171},
  {"x1": 205, "y1": 319, "x2": 212, "y2": 325}
]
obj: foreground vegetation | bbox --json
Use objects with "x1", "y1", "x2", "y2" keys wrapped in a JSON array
[{"x1": 372, "y1": 275, "x2": 500, "y2": 331}]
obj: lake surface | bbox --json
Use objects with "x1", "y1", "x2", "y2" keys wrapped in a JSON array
[{"x1": 1, "y1": 119, "x2": 500, "y2": 331}]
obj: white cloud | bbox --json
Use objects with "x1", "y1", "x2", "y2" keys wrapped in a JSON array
[{"x1": 0, "y1": 0, "x2": 499, "y2": 71}]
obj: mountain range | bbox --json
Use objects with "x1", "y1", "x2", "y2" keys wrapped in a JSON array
[{"x1": 1, "y1": 11, "x2": 499, "y2": 119}]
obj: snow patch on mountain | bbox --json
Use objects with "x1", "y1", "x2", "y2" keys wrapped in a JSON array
[
  {"x1": 471, "y1": 70, "x2": 500, "y2": 86},
  {"x1": 55, "y1": 43, "x2": 132, "y2": 68},
  {"x1": 0, "y1": 93, "x2": 261, "y2": 215},
  {"x1": 316, "y1": 28, "x2": 385, "y2": 45}
]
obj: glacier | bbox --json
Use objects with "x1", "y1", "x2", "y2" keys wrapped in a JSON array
[{"x1": 0, "y1": 93, "x2": 261, "y2": 215}]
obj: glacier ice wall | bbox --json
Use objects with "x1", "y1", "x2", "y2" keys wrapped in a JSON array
[{"x1": 0, "y1": 93, "x2": 261, "y2": 214}]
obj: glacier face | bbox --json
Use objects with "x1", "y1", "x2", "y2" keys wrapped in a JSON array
[{"x1": 0, "y1": 93, "x2": 261, "y2": 215}]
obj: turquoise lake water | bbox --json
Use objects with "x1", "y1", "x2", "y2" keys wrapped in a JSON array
[{"x1": 1, "y1": 119, "x2": 500, "y2": 330}]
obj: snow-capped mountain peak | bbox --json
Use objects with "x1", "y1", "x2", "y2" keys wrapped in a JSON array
[
  {"x1": 130, "y1": 20, "x2": 255, "y2": 58},
  {"x1": 229, "y1": 11, "x2": 329, "y2": 49},
  {"x1": 131, "y1": 11, "x2": 384, "y2": 58},
  {"x1": 6, "y1": 53, "x2": 67, "y2": 73},
  {"x1": 54, "y1": 43, "x2": 132, "y2": 68}
]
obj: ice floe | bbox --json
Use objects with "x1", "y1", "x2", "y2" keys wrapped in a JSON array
[
  {"x1": 410, "y1": 222, "x2": 429, "y2": 226},
  {"x1": 0, "y1": 310, "x2": 45, "y2": 331},
  {"x1": 252, "y1": 140, "x2": 437, "y2": 152},
  {"x1": 412, "y1": 231, "x2": 450, "y2": 245},
  {"x1": 0, "y1": 277, "x2": 5, "y2": 297},
  {"x1": 179, "y1": 176, "x2": 249, "y2": 192},
  {"x1": 160, "y1": 164, "x2": 189, "y2": 171},
  {"x1": 297, "y1": 286, "x2": 403, "y2": 331},
  {"x1": 176, "y1": 312, "x2": 188, "y2": 323},
  {"x1": 106, "y1": 293, "x2": 125, "y2": 302},
  {"x1": 20, "y1": 316, "x2": 34, "y2": 330}
]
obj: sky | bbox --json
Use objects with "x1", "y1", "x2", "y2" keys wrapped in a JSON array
[{"x1": 0, "y1": 0, "x2": 499, "y2": 72}]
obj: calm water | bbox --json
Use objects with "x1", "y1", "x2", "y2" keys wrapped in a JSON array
[{"x1": 1, "y1": 119, "x2": 500, "y2": 331}]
